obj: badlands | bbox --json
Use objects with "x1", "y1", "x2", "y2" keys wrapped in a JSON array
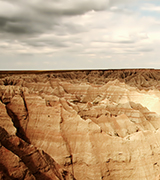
[{"x1": 1, "y1": 69, "x2": 160, "y2": 180}]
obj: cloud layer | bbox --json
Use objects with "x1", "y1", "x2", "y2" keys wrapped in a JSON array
[{"x1": 0, "y1": 0, "x2": 160, "y2": 69}]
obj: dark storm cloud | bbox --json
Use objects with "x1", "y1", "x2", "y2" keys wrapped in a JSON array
[
  {"x1": 0, "y1": 0, "x2": 116, "y2": 52},
  {"x1": 23, "y1": 38, "x2": 69, "y2": 48},
  {"x1": 18, "y1": 53, "x2": 34, "y2": 56},
  {"x1": 0, "y1": 0, "x2": 138, "y2": 41},
  {"x1": 124, "y1": 47, "x2": 154, "y2": 54},
  {"x1": 28, "y1": 0, "x2": 110, "y2": 16},
  {"x1": 0, "y1": 0, "x2": 158, "y2": 71},
  {"x1": 0, "y1": 0, "x2": 113, "y2": 37},
  {"x1": 108, "y1": 40, "x2": 135, "y2": 44},
  {"x1": 0, "y1": 1, "x2": 55, "y2": 36}
]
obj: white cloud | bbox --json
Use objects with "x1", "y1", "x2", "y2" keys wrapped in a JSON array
[{"x1": 0, "y1": 0, "x2": 160, "y2": 69}]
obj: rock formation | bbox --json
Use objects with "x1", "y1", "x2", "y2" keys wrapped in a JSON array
[{"x1": 1, "y1": 69, "x2": 160, "y2": 179}]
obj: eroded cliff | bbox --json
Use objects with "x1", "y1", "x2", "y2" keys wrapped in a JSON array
[{"x1": 1, "y1": 69, "x2": 160, "y2": 180}]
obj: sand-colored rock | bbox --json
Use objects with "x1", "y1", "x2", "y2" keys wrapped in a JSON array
[
  {"x1": 0, "y1": 127, "x2": 75, "y2": 180},
  {"x1": 1, "y1": 69, "x2": 160, "y2": 179},
  {"x1": 0, "y1": 101, "x2": 16, "y2": 135}
]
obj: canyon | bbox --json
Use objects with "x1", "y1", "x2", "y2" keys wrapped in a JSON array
[{"x1": 1, "y1": 69, "x2": 160, "y2": 179}]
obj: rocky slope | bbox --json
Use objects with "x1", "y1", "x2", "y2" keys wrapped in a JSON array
[{"x1": 1, "y1": 69, "x2": 160, "y2": 179}]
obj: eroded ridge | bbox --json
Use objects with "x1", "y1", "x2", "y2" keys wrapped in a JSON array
[{"x1": 1, "y1": 69, "x2": 160, "y2": 180}]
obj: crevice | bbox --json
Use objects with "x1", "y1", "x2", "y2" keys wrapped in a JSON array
[
  {"x1": 42, "y1": 151, "x2": 64, "y2": 180},
  {"x1": 0, "y1": 127, "x2": 73, "y2": 180},
  {"x1": 3, "y1": 89, "x2": 31, "y2": 144},
  {"x1": 0, "y1": 162, "x2": 11, "y2": 179},
  {"x1": 59, "y1": 106, "x2": 75, "y2": 177},
  {"x1": 21, "y1": 91, "x2": 29, "y2": 132},
  {"x1": 48, "y1": 78, "x2": 55, "y2": 90},
  {"x1": 5, "y1": 106, "x2": 31, "y2": 144}
]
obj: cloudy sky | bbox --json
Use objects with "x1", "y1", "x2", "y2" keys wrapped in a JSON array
[{"x1": 0, "y1": 0, "x2": 160, "y2": 70}]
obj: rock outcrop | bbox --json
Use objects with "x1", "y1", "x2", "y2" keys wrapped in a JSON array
[{"x1": 1, "y1": 69, "x2": 160, "y2": 179}]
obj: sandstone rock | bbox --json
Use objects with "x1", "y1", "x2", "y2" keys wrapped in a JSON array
[
  {"x1": 0, "y1": 127, "x2": 75, "y2": 180},
  {"x1": 1, "y1": 70, "x2": 160, "y2": 179},
  {"x1": 0, "y1": 101, "x2": 16, "y2": 135},
  {"x1": 0, "y1": 142, "x2": 35, "y2": 180},
  {"x1": 6, "y1": 94, "x2": 29, "y2": 142}
]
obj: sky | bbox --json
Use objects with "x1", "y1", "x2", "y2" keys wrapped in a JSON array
[{"x1": 0, "y1": 0, "x2": 160, "y2": 70}]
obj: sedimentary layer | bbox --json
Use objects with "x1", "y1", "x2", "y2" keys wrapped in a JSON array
[{"x1": 1, "y1": 69, "x2": 160, "y2": 180}]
